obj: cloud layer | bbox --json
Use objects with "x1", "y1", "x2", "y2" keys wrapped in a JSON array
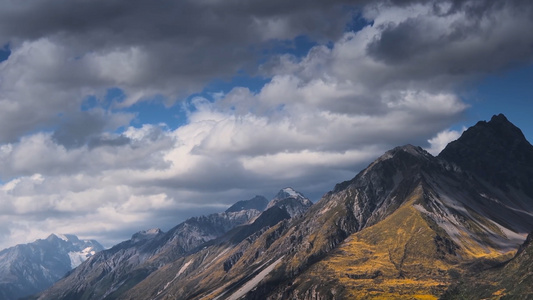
[{"x1": 1, "y1": 0, "x2": 533, "y2": 249}]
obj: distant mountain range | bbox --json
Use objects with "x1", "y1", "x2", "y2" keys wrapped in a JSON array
[
  {"x1": 33, "y1": 190, "x2": 311, "y2": 300},
  {"x1": 0, "y1": 234, "x2": 103, "y2": 300},
  {"x1": 26, "y1": 114, "x2": 533, "y2": 299}
]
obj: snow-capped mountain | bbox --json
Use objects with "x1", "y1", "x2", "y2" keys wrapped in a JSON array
[
  {"x1": 0, "y1": 234, "x2": 103, "y2": 300},
  {"x1": 266, "y1": 187, "x2": 313, "y2": 218}
]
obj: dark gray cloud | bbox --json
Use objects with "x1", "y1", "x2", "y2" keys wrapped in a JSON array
[
  {"x1": 52, "y1": 111, "x2": 110, "y2": 148},
  {"x1": 0, "y1": 0, "x2": 360, "y2": 89},
  {"x1": 0, "y1": 0, "x2": 368, "y2": 146},
  {"x1": 88, "y1": 135, "x2": 131, "y2": 149},
  {"x1": 0, "y1": 0, "x2": 358, "y2": 41},
  {"x1": 51, "y1": 110, "x2": 132, "y2": 150},
  {"x1": 367, "y1": 0, "x2": 533, "y2": 76}
]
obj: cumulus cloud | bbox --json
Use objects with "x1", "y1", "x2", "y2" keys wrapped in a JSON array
[
  {"x1": 1, "y1": 0, "x2": 533, "y2": 249},
  {"x1": 425, "y1": 127, "x2": 466, "y2": 156}
]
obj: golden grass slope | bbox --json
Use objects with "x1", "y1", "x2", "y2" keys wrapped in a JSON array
[{"x1": 294, "y1": 184, "x2": 513, "y2": 300}]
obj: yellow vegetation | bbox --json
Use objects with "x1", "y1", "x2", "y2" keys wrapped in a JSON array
[
  {"x1": 298, "y1": 184, "x2": 519, "y2": 299},
  {"x1": 492, "y1": 288, "x2": 507, "y2": 296},
  {"x1": 304, "y1": 185, "x2": 455, "y2": 299}
]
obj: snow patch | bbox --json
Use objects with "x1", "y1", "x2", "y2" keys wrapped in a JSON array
[
  {"x1": 282, "y1": 187, "x2": 299, "y2": 197},
  {"x1": 487, "y1": 219, "x2": 528, "y2": 251},
  {"x1": 177, "y1": 259, "x2": 193, "y2": 277},
  {"x1": 224, "y1": 256, "x2": 284, "y2": 300},
  {"x1": 415, "y1": 181, "x2": 529, "y2": 254},
  {"x1": 55, "y1": 234, "x2": 69, "y2": 242},
  {"x1": 68, "y1": 246, "x2": 97, "y2": 268},
  {"x1": 212, "y1": 247, "x2": 231, "y2": 262},
  {"x1": 158, "y1": 259, "x2": 195, "y2": 295}
]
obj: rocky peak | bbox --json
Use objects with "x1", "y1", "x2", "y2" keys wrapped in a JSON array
[
  {"x1": 43, "y1": 234, "x2": 102, "y2": 251},
  {"x1": 225, "y1": 195, "x2": 269, "y2": 213},
  {"x1": 439, "y1": 113, "x2": 533, "y2": 196},
  {"x1": 381, "y1": 144, "x2": 433, "y2": 163},
  {"x1": 45, "y1": 233, "x2": 63, "y2": 243},
  {"x1": 392, "y1": 144, "x2": 430, "y2": 156},
  {"x1": 131, "y1": 228, "x2": 164, "y2": 243},
  {"x1": 277, "y1": 187, "x2": 301, "y2": 198},
  {"x1": 440, "y1": 114, "x2": 530, "y2": 158},
  {"x1": 333, "y1": 145, "x2": 434, "y2": 194},
  {"x1": 266, "y1": 188, "x2": 312, "y2": 218}
]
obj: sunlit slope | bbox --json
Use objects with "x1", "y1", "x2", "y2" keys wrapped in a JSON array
[{"x1": 293, "y1": 184, "x2": 517, "y2": 300}]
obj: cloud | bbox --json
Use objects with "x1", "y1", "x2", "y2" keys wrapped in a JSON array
[
  {"x1": 0, "y1": 0, "x2": 361, "y2": 145},
  {"x1": 366, "y1": 1, "x2": 533, "y2": 78},
  {"x1": 0, "y1": 125, "x2": 173, "y2": 180},
  {"x1": 52, "y1": 109, "x2": 134, "y2": 149},
  {"x1": 425, "y1": 127, "x2": 465, "y2": 156},
  {"x1": 1, "y1": 0, "x2": 533, "y2": 249},
  {"x1": 0, "y1": 0, "x2": 358, "y2": 109}
]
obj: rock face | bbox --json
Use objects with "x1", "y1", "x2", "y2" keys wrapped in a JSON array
[
  {"x1": 37, "y1": 114, "x2": 533, "y2": 300},
  {"x1": 0, "y1": 234, "x2": 103, "y2": 300}
]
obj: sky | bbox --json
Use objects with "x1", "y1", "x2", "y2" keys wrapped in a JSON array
[{"x1": 0, "y1": 0, "x2": 533, "y2": 249}]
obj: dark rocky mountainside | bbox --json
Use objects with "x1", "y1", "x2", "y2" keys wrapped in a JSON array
[
  {"x1": 0, "y1": 234, "x2": 103, "y2": 300},
  {"x1": 439, "y1": 113, "x2": 533, "y2": 198},
  {"x1": 35, "y1": 114, "x2": 533, "y2": 300}
]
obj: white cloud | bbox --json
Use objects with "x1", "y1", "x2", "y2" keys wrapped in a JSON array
[{"x1": 425, "y1": 127, "x2": 466, "y2": 156}]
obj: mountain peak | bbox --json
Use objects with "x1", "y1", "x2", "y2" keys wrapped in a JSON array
[
  {"x1": 459, "y1": 113, "x2": 528, "y2": 145},
  {"x1": 225, "y1": 195, "x2": 268, "y2": 213},
  {"x1": 439, "y1": 113, "x2": 533, "y2": 196},
  {"x1": 332, "y1": 145, "x2": 433, "y2": 194},
  {"x1": 266, "y1": 188, "x2": 312, "y2": 217},
  {"x1": 48, "y1": 233, "x2": 80, "y2": 242},
  {"x1": 277, "y1": 187, "x2": 301, "y2": 198},
  {"x1": 0, "y1": 234, "x2": 104, "y2": 300},
  {"x1": 372, "y1": 144, "x2": 432, "y2": 165},
  {"x1": 390, "y1": 144, "x2": 432, "y2": 158},
  {"x1": 131, "y1": 228, "x2": 163, "y2": 243},
  {"x1": 269, "y1": 187, "x2": 310, "y2": 204},
  {"x1": 490, "y1": 112, "x2": 509, "y2": 123}
]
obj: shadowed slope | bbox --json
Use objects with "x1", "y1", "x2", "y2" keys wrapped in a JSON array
[{"x1": 442, "y1": 232, "x2": 533, "y2": 299}]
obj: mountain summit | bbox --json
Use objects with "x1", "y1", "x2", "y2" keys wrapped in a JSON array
[
  {"x1": 0, "y1": 234, "x2": 103, "y2": 300},
  {"x1": 266, "y1": 187, "x2": 313, "y2": 217},
  {"x1": 439, "y1": 113, "x2": 533, "y2": 196},
  {"x1": 35, "y1": 114, "x2": 533, "y2": 300},
  {"x1": 225, "y1": 195, "x2": 269, "y2": 213}
]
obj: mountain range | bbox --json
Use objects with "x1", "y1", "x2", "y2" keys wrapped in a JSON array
[
  {"x1": 0, "y1": 234, "x2": 103, "y2": 300},
  {"x1": 27, "y1": 114, "x2": 533, "y2": 299}
]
